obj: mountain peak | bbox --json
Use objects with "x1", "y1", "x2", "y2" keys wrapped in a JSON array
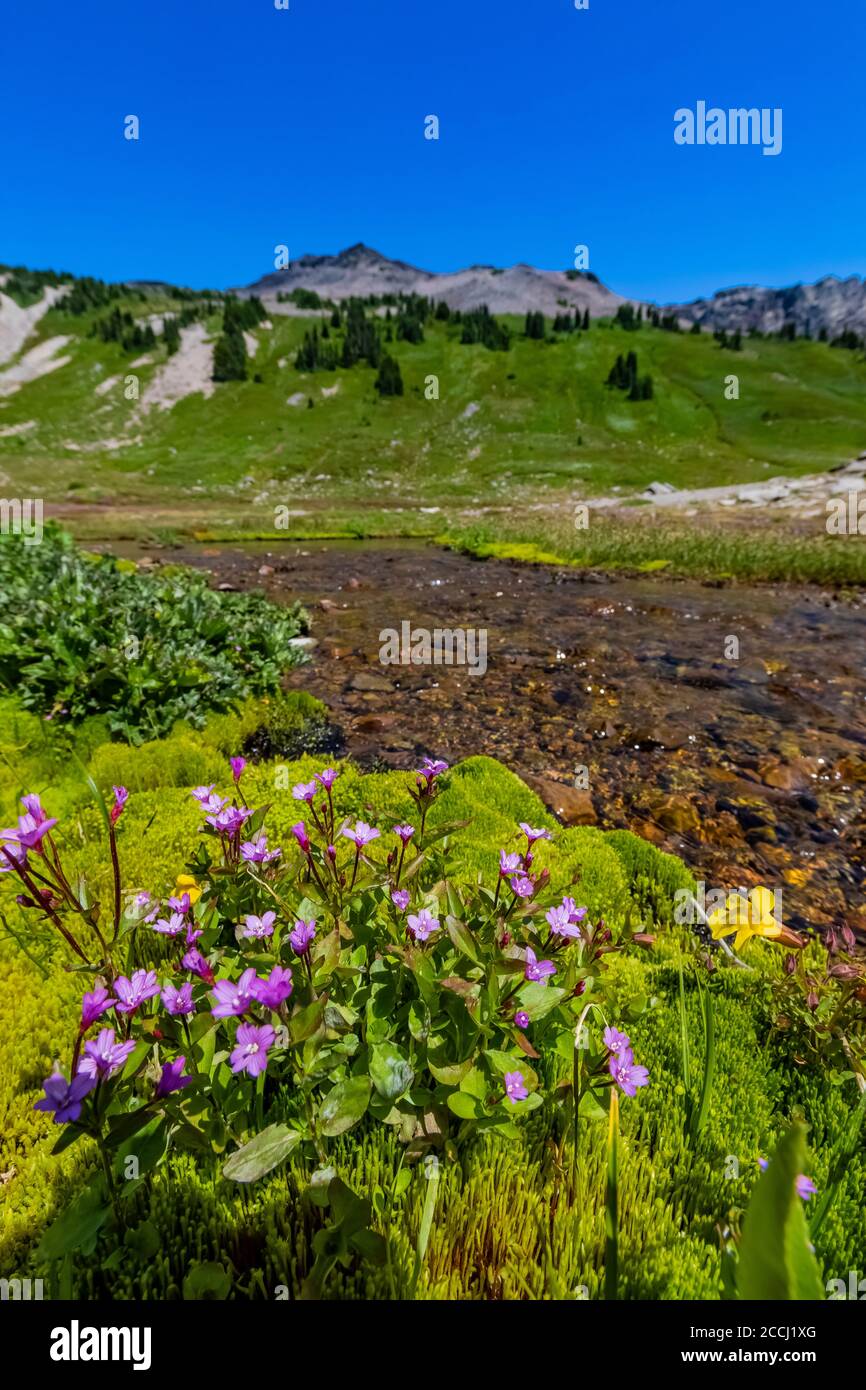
[{"x1": 239, "y1": 245, "x2": 626, "y2": 317}]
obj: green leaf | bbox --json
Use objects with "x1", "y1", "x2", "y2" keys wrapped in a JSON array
[
  {"x1": 459, "y1": 1066, "x2": 488, "y2": 1100},
  {"x1": 319, "y1": 1076, "x2": 372, "y2": 1137},
  {"x1": 116, "y1": 1117, "x2": 168, "y2": 1180},
  {"x1": 124, "y1": 1219, "x2": 160, "y2": 1259},
  {"x1": 370, "y1": 1042, "x2": 414, "y2": 1102},
  {"x1": 35, "y1": 1185, "x2": 110, "y2": 1261},
  {"x1": 105, "y1": 1107, "x2": 155, "y2": 1149},
  {"x1": 290, "y1": 998, "x2": 326, "y2": 1044},
  {"x1": 308, "y1": 1165, "x2": 338, "y2": 1206},
  {"x1": 427, "y1": 1053, "x2": 474, "y2": 1087},
  {"x1": 222, "y1": 1123, "x2": 302, "y2": 1183},
  {"x1": 445, "y1": 915, "x2": 481, "y2": 964},
  {"x1": 518, "y1": 981, "x2": 568, "y2": 1021},
  {"x1": 328, "y1": 1176, "x2": 372, "y2": 1235},
  {"x1": 447, "y1": 1090, "x2": 483, "y2": 1119},
  {"x1": 51, "y1": 1123, "x2": 87, "y2": 1156},
  {"x1": 351, "y1": 1228, "x2": 388, "y2": 1264},
  {"x1": 393, "y1": 1168, "x2": 412, "y2": 1199},
  {"x1": 183, "y1": 1261, "x2": 232, "y2": 1300},
  {"x1": 737, "y1": 1123, "x2": 825, "y2": 1300}
]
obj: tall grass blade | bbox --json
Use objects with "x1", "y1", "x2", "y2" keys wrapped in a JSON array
[
  {"x1": 412, "y1": 1164, "x2": 440, "y2": 1298},
  {"x1": 690, "y1": 970, "x2": 715, "y2": 1142},
  {"x1": 605, "y1": 1088, "x2": 619, "y2": 1301}
]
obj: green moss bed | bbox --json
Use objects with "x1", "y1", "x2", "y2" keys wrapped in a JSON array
[{"x1": 1, "y1": 698, "x2": 864, "y2": 1300}]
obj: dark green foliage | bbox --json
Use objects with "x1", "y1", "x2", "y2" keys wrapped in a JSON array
[
  {"x1": 374, "y1": 353, "x2": 404, "y2": 396},
  {"x1": 714, "y1": 329, "x2": 742, "y2": 351},
  {"x1": 524, "y1": 310, "x2": 545, "y2": 340},
  {"x1": 1, "y1": 264, "x2": 69, "y2": 307},
  {"x1": 0, "y1": 526, "x2": 310, "y2": 740},
  {"x1": 434, "y1": 300, "x2": 451, "y2": 321},
  {"x1": 56, "y1": 277, "x2": 125, "y2": 315},
  {"x1": 690, "y1": 321, "x2": 702, "y2": 334},
  {"x1": 223, "y1": 296, "x2": 267, "y2": 333},
  {"x1": 213, "y1": 326, "x2": 247, "y2": 382},
  {"x1": 295, "y1": 327, "x2": 338, "y2": 372},
  {"x1": 606, "y1": 354, "x2": 627, "y2": 389},
  {"x1": 607, "y1": 350, "x2": 652, "y2": 401},
  {"x1": 831, "y1": 329, "x2": 864, "y2": 351},
  {"x1": 91, "y1": 307, "x2": 156, "y2": 354},
  {"x1": 615, "y1": 304, "x2": 640, "y2": 331},
  {"x1": 396, "y1": 312, "x2": 424, "y2": 344},
  {"x1": 460, "y1": 304, "x2": 511, "y2": 350},
  {"x1": 163, "y1": 316, "x2": 181, "y2": 356},
  {"x1": 341, "y1": 300, "x2": 382, "y2": 369},
  {"x1": 288, "y1": 288, "x2": 322, "y2": 310}
]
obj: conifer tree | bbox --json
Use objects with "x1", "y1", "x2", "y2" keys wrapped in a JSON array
[
  {"x1": 375, "y1": 353, "x2": 403, "y2": 396},
  {"x1": 162, "y1": 316, "x2": 180, "y2": 355},
  {"x1": 213, "y1": 325, "x2": 247, "y2": 381}
]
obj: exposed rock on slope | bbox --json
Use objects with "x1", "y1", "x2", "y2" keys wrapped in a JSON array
[
  {"x1": 0, "y1": 285, "x2": 68, "y2": 367},
  {"x1": 140, "y1": 323, "x2": 215, "y2": 412},
  {"x1": 0, "y1": 334, "x2": 72, "y2": 395},
  {"x1": 239, "y1": 243, "x2": 629, "y2": 318},
  {"x1": 665, "y1": 275, "x2": 866, "y2": 337}
]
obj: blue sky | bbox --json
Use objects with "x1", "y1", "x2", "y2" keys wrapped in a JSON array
[{"x1": 1, "y1": 0, "x2": 863, "y2": 303}]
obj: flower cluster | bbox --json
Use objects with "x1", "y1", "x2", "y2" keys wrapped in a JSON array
[
  {"x1": 603, "y1": 1026, "x2": 650, "y2": 1098},
  {"x1": 8, "y1": 753, "x2": 654, "y2": 1190}
]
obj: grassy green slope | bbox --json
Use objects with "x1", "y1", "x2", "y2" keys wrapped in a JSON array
[{"x1": 2, "y1": 290, "x2": 865, "y2": 514}]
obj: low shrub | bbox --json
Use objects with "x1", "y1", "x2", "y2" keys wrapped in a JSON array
[{"x1": 0, "y1": 527, "x2": 310, "y2": 741}]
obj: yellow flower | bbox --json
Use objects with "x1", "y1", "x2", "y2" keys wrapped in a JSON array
[
  {"x1": 175, "y1": 873, "x2": 201, "y2": 906},
  {"x1": 707, "y1": 886, "x2": 783, "y2": 952}
]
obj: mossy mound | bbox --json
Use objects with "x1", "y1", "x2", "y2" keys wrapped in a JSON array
[{"x1": 1, "y1": 735, "x2": 864, "y2": 1300}]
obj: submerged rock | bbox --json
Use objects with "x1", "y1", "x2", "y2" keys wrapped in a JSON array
[{"x1": 523, "y1": 774, "x2": 597, "y2": 826}]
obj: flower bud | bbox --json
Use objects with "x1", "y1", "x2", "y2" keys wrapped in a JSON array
[
  {"x1": 784, "y1": 954, "x2": 796, "y2": 975},
  {"x1": 828, "y1": 963, "x2": 861, "y2": 982},
  {"x1": 806, "y1": 991, "x2": 819, "y2": 1011}
]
